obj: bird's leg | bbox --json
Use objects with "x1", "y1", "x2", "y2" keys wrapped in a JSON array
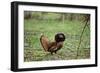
[
  {"x1": 51, "y1": 52, "x2": 53, "y2": 55},
  {"x1": 54, "y1": 51, "x2": 57, "y2": 54}
]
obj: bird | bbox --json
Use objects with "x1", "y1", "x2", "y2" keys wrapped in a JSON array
[{"x1": 40, "y1": 33, "x2": 65, "y2": 55}]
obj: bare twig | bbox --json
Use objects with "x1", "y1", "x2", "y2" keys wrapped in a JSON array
[{"x1": 76, "y1": 18, "x2": 89, "y2": 59}]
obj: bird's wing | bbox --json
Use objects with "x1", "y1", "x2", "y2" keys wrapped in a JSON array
[
  {"x1": 40, "y1": 35, "x2": 50, "y2": 52},
  {"x1": 48, "y1": 42, "x2": 57, "y2": 52}
]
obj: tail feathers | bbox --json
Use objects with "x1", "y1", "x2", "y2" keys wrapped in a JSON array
[{"x1": 40, "y1": 35, "x2": 50, "y2": 52}]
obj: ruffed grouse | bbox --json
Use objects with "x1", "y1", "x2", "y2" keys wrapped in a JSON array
[{"x1": 40, "y1": 33, "x2": 65, "y2": 54}]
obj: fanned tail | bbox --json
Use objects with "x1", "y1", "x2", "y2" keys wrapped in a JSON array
[{"x1": 40, "y1": 35, "x2": 49, "y2": 52}]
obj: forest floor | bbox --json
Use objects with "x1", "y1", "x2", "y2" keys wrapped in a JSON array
[{"x1": 24, "y1": 19, "x2": 90, "y2": 62}]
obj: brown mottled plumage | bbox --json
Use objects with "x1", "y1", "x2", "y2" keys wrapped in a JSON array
[{"x1": 40, "y1": 33, "x2": 65, "y2": 54}]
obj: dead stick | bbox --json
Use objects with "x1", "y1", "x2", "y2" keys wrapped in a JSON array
[{"x1": 76, "y1": 19, "x2": 89, "y2": 59}]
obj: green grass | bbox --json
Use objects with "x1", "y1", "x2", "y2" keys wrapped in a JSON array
[{"x1": 24, "y1": 19, "x2": 90, "y2": 62}]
